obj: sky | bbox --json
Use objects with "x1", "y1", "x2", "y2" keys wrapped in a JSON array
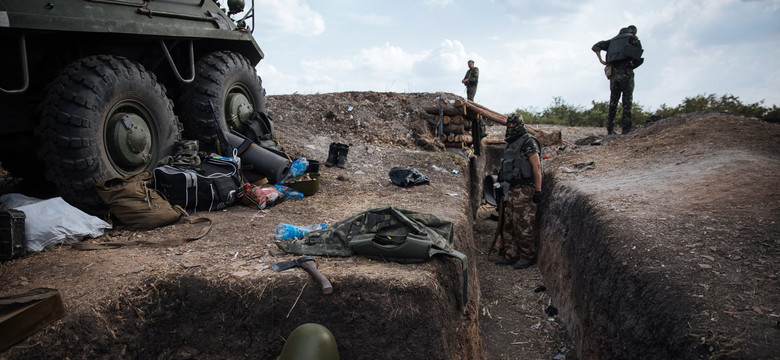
[{"x1": 245, "y1": 0, "x2": 780, "y2": 114}]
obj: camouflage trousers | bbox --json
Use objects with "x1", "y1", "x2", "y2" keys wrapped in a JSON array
[
  {"x1": 500, "y1": 186, "x2": 538, "y2": 260},
  {"x1": 608, "y1": 66, "x2": 635, "y2": 133},
  {"x1": 466, "y1": 85, "x2": 477, "y2": 101}
]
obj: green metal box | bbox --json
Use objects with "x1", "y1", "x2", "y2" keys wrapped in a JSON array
[{"x1": 0, "y1": 204, "x2": 26, "y2": 261}]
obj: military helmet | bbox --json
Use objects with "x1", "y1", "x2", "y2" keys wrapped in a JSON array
[
  {"x1": 278, "y1": 323, "x2": 339, "y2": 360},
  {"x1": 506, "y1": 113, "x2": 525, "y2": 127}
]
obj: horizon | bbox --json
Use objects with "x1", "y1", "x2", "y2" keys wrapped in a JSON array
[{"x1": 245, "y1": 0, "x2": 780, "y2": 114}]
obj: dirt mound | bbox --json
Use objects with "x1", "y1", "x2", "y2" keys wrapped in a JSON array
[{"x1": 542, "y1": 112, "x2": 779, "y2": 359}]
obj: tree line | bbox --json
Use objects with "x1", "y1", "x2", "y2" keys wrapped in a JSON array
[{"x1": 511, "y1": 93, "x2": 780, "y2": 127}]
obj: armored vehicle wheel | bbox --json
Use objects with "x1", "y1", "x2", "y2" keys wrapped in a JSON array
[
  {"x1": 177, "y1": 51, "x2": 267, "y2": 153},
  {"x1": 36, "y1": 55, "x2": 180, "y2": 212}
]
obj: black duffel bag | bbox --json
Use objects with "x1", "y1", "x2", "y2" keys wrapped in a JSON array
[{"x1": 153, "y1": 155, "x2": 242, "y2": 212}]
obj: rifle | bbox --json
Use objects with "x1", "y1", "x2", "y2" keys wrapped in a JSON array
[
  {"x1": 209, "y1": 100, "x2": 234, "y2": 157},
  {"x1": 487, "y1": 198, "x2": 505, "y2": 261}
]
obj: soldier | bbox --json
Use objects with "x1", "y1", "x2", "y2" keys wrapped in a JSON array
[
  {"x1": 592, "y1": 25, "x2": 644, "y2": 135},
  {"x1": 461, "y1": 60, "x2": 479, "y2": 101},
  {"x1": 497, "y1": 114, "x2": 543, "y2": 269}
]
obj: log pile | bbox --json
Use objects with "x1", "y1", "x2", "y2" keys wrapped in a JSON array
[{"x1": 423, "y1": 98, "x2": 563, "y2": 150}]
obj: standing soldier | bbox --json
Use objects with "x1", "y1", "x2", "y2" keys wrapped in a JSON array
[
  {"x1": 497, "y1": 114, "x2": 543, "y2": 269},
  {"x1": 592, "y1": 25, "x2": 643, "y2": 135},
  {"x1": 462, "y1": 60, "x2": 479, "y2": 101}
]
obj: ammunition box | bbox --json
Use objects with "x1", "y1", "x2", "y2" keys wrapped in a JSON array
[
  {"x1": 287, "y1": 173, "x2": 320, "y2": 197},
  {"x1": 0, "y1": 204, "x2": 26, "y2": 261}
]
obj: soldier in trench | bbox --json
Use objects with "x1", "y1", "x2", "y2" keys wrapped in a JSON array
[{"x1": 496, "y1": 114, "x2": 543, "y2": 269}]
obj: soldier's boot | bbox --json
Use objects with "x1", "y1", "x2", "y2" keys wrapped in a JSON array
[
  {"x1": 324, "y1": 143, "x2": 339, "y2": 167},
  {"x1": 607, "y1": 126, "x2": 615, "y2": 135},
  {"x1": 336, "y1": 144, "x2": 349, "y2": 168},
  {"x1": 621, "y1": 126, "x2": 632, "y2": 135}
]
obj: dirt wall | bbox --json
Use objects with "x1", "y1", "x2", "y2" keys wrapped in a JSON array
[{"x1": 539, "y1": 179, "x2": 700, "y2": 359}]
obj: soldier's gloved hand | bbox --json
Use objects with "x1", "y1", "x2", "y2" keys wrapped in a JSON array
[
  {"x1": 493, "y1": 182, "x2": 501, "y2": 189},
  {"x1": 533, "y1": 191, "x2": 543, "y2": 204}
]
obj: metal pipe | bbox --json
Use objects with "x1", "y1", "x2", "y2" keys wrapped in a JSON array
[
  {"x1": 159, "y1": 39, "x2": 195, "y2": 83},
  {"x1": 0, "y1": 34, "x2": 30, "y2": 94}
]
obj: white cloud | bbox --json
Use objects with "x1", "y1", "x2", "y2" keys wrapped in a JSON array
[
  {"x1": 357, "y1": 43, "x2": 429, "y2": 74},
  {"x1": 424, "y1": 0, "x2": 453, "y2": 8},
  {"x1": 256, "y1": 0, "x2": 325, "y2": 36},
  {"x1": 255, "y1": 0, "x2": 780, "y2": 113}
]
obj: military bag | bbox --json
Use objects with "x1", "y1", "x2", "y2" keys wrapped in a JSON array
[
  {"x1": 96, "y1": 171, "x2": 185, "y2": 229},
  {"x1": 152, "y1": 155, "x2": 242, "y2": 212},
  {"x1": 277, "y1": 206, "x2": 469, "y2": 306}
]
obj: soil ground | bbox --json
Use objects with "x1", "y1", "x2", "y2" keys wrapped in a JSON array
[{"x1": 1, "y1": 92, "x2": 778, "y2": 359}]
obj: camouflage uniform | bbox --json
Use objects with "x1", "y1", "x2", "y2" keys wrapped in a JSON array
[
  {"x1": 592, "y1": 27, "x2": 643, "y2": 134},
  {"x1": 498, "y1": 114, "x2": 541, "y2": 262},
  {"x1": 463, "y1": 65, "x2": 479, "y2": 101},
  {"x1": 502, "y1": 186, "x2": 538, "y2": 260},
  {"x1": 606, "y1": 62, "x2": 635, "y2": 134}
]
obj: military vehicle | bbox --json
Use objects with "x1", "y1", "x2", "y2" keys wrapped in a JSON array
[{"x1": 0, "y1": 0, "x2": 269, "y2": 211}]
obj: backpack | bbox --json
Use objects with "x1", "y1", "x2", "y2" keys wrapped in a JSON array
[
  {"x1": 152, "y1": 155, "x2": 242, "y2": 212},
  {"x1": 96, "y1": 171, "x2": 185, "y2": 229},
  {"x1": 389, "y1": 167, "x2": 430, "y2": 187},
  {"x1": 239, "y1": 111, "x2": 285, "y2": 153}
]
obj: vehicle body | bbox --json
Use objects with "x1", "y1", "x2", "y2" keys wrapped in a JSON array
[{"x1": 0, "y1": 0, "x2": 269, "y2": 211}]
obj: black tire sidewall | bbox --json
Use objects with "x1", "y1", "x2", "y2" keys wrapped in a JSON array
[
  {"x1": 37, "y1": 55, "x2": 180, "y2": 210},
  {"x1": 177, "y1": 51, "x2": 267, "y2": 152}
]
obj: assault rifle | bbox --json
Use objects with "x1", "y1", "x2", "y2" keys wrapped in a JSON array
[
  {"x1": 209, "y1": 100, "x2": 235, "y2": 157},
  {"x1": 487, "y1": 199, "x2": 505, "y2": 261},
  {"x1": 487, "y1": 182, "x2": 508, "y2": 261}
]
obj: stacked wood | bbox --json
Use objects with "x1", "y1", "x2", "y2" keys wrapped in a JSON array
[
  {"x1": 457, "y1": 99, "x2": 507, "y2": 125},
  {"x1": 529, "y1": 127, "x2": 563, "y2": 146},
  {"x1": 424, "y1": 97, "x2": 562, "y2": 149},
  {"x1": 443, "y1": 124, "x2": 464, "y2": 134},
  {"x1": 423, "y1": 104, "x2": 464, "y2": 117}
]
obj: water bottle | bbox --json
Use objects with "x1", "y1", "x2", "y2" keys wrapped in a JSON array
[
  {"x1": 274, "y1": 185, "x2": 304, "y2": 200},
  {"x1": 275, "y1": 223, "x2": 327, "y2": 241},
  {"x1": 289, "y1": 158, "x2": 309, "y2": 178}
]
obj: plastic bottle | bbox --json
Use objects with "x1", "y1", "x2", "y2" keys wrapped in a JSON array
[
  {"x1": 274, "y1": 185, "x2": 304, "y2": 200},
  {"x1": 275, "y1": 223, "x2": 327, "y2": 241},
  {"x1": 289, "y1": 157, "x2": 309, "y2": 178}
]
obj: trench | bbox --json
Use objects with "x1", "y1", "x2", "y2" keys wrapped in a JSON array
[
  {"x1": 3, "y1": 142, "x2": 704, "y2": 359},
  {"x1": 474, "y1": 143, "x2": 702, "y2": 359}
]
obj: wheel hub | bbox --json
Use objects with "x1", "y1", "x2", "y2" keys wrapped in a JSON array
[
  {"x1": 108, "y1": 113, "x2": 152, "y2": 168},
  {"x1": 226, "y1": 92, "x2": 253, "y2": 129}
]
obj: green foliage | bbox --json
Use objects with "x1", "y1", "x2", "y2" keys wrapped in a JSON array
[
  {"x1": 658, "y1": 93, "x2": 773, "y2": 120},
  {"x1": 508, "y1": 93, "x2": 778, "y2": 127}
]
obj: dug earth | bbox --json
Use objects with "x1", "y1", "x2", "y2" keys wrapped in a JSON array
[{"x1": 1, "y1": 92, "x2": 777, "y2": 359}]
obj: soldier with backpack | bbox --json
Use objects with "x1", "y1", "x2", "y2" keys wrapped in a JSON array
[
  {"x1": 592, "y1": 25, "x2": 644, "y2": 135},
  {"x1": 496, "y1": 114, "x2": 543, "y2": 269}
]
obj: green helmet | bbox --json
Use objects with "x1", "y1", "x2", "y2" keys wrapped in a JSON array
[{"x1": 278, "y1": 323, "x2": 339, "y2": 360}]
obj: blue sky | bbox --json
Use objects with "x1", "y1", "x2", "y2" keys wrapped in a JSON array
[{"x1": 247, "y1": 0, "x2": 780, "y2": 114}]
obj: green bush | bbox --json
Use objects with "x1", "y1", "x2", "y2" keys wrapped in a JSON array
[{"x1": 508, "y1": 93, "x2": 778, "y2": 127}]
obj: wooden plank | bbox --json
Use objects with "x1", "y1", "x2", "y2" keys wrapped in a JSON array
[{"x1": 0, "y1": 288, "x2": 65, "y2": 351}]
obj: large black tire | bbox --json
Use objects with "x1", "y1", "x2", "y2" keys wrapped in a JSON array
[
  {"x1": 36, "y1": 55, "x2": 181, "y2": 212},
  {"x1": 177, "y1": 51, "x2": 267, "y2": 153}
]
